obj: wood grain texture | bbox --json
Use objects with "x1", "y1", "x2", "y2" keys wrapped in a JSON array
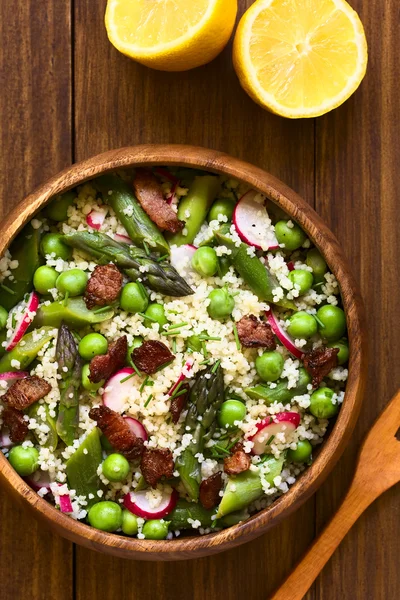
[{"x1": 0, "y1": 1, "x2": 73, "y2": 599}]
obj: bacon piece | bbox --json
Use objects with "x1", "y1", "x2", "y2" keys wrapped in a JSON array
[
  {"x1": 84, "y1": 263, "x2": 123, "y2": 309},
  {"x1": 89, "y1": 405, "x2": 143, "y2": 460},
  {"x1": 89, "y1": 336, "x2": 127, "y2": 383},
  {"x1": 169, "y1": 383, "x2": 190, "y2": 424},
  {"x1": 199, "y1": 472, "x2": 223, "y2": 510},
  {"x1": 224, "y1": 442, "x2": 251, "y2": 475},
  {"x1": 2, "y1": 406, "x2": 28, "y2": 443},
  {"x1": 133, "y1": 169, "x2": 184, "y2": 234},
  {"x1": 236, "y1": 315, "x2": 276, "y2": 349},
  {"x1": 131, "y1": 340, "x2": 175, "y2": 375},
  {"x1": 3, "y1": 376, "x2": 51, "y2": 410},
  {"x1": 303, "y1": 346, "x2": 339, "y2": 388},
  {"x1": 140, "y1": 447, "x2": 174, "y2": 488}
]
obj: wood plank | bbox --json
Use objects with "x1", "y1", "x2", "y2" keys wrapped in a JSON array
[
  {"x1": 0, "y1": 1, "x2": 73, "y2": 598},
  {"x1": 314, "y1": 0, "x2": 400, "y2": 598},
  {"x1": 73, "y1": 1, "x2": 316, "y2": 598}
]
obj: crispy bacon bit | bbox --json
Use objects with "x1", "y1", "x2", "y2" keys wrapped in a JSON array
[
  {"x1": 199, "y1": 472, "x2": 223, "y2": 510},
  {"x1": 140, "y1": 447, "x2": 175, "y2": 488},
  {"x1": 3, "y1": 376, "x2": 51, "y2": 410},
  {"x1": 131, "y1": 340, "x2": 175, "y2": 375},
  {"x1": 303, "y1": 346, "x2": 339, "y2": 388},
  {"x1": 170, "y1": 383, "x2": 190, "y2": 424},
  {"x1": 236, "y1": 315, "x2": 276, "y2": 349},
  {"x1": 224, "y1": 442, "x2": 251, "y2": 476},
  {"x1": 89, "y1": 336, "x2": 127, "y2": 383},
  {"x1": 84, "y1": 263, "x2": 123, "y2": 309},
  {"x1": 133, "y1": 169, "x2": 185, "y2": 234},
  {"x1": 2, "y1": 406, "x2": 28, "y2": 443},
  {"x1": 89, "y1": 405, "x2": 143, "y2": 461}
]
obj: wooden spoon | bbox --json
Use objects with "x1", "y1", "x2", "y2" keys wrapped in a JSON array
[{"x1": 271, "y1": 389, "x2": 400, "y2": 600}]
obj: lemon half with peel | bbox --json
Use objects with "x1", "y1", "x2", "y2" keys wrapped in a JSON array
[
  {"x1": 233, "y1": 0, "x2": 368, "y2": 118},
  {"x1": 105, "y1": 0, "x2": 238, "y2": 72}
]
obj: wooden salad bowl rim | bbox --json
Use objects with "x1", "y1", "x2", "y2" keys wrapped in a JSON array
[{"x1": 0, "y1": 145, "x2": 368, "y2": 561}]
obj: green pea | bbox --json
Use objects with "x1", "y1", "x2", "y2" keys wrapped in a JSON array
[
  {"x1": 316, "y1": 305, "x2": 346, "y2": 342},
  {"x1": 33, "y1": 266, "x2": 59, "y2": 295},
  {"x1": 218, "y1": 400, "x2": 246, "y2": 428},
  {"x1": 309, "y1": 387, "x2": 338, "y2": 419},
  {"x1": 306, "y1": 248, "x2": 327, "y2": 284},
  {"x1": 87, "y1": 501, "x2": 122, "y2": 532},
  {"x1": 287, "y1": 312, "x2": 318, "y2": 339},
  {"x1": 120, "y1": 282, "x2": 149, "y2": 314},
  {"x1": 100, "y1": 434, "x2": 114, "y2": 453},
  {"x1": 207, "y1": 288, "x2": 235, "y2": 320},
  {"x1": 255, "y1": 351, "x2": 284, "y2": 382},
  {"x1": 287, "y1": 440, "x2": 313, "y2": 463},
  {"x1": 102, "y1": 453, "x2": 130, "y2": 482},
  {"x1": 122, "y1": 509, "x2": 138, "y2": 536},
  {"x1": 144, "y1": 303, "x2": 167, "y2": 329},
  {"x1": 142, "y1": 519, "x2": 170, "y2": 540},
  {"x1": 56, "y1": 269, "x2": 88, "y2": 297},
  {"x1": 79, "y1": 333, "x2": 108, "y2": 360},
  {"x1": 274, "y1": 220, "x2": 307, "y2": 251},
  {"x1": 208, "y1": 197, "x2": 236, "y2": 222},
  {"x1": 288, "y1": 270, "x2": 314, "y2": 296},
  {"x1": 327, "y1": 340, "x2": 349, "y2": 365},
  {"x1": 0, "y1": 306, "x2": 8, "y2": 330},
  {"x1": 45, "y1": 191, "x2": 75, "y2": 222},
  {"x1": 8, "y1": 446, "x2": 39, "y2": 476},
  {"x1": 81, "y1": 363, "x2": 104, "y2": 392},
  {"x1": 40, "y1": 233, "x2": 72, "y2": 261},
  {"x1": 192, "y1": 247, "x2": 219, "y2": 277}
]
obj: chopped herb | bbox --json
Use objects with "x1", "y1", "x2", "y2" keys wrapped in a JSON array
[
  {"x1": 167, "y1": 309, "x2": 179, "y2": 315},
  {"x1": 93, "y1": 305, "x2": 112, "y2": 314},
  {"x1": 213, "y1": 444, "x2": 230, "y2": 455},
  {"x1": 266, "y1": 435, "x2": 275, "y2": 446},
  {"x1": 155, "y1": 359, "x2": 174, "y2": 372},
  {"x1": 139, "y1": 376, "x2": 150, "y2": 392},
  {"x1": 172, "y1": 381, "x2": 183, "y2": 395},
  {"x1": 170, "y1": 387, "x2": 188, "y2": 400},
  {"x1": 144, "y1": 394, "x2": 153, "y2": 408},
  {"x1": 138, "y1": 312, "x2": 157, "y2": 322},
  {"x1": 199, "y1": 359, "x2": 211, "y2": 365},
  {"x1": 120, "y1": 373, "x2": 136, "y2": 384},
  {"x1": 211, "y1": 359, "x2": 221, "y2": 374},
  {"x1": 63, "y1": 291, "x2": 69, "y2": 307},
  {"x1": 0, "y1": 284, "x2": 15, "y2": 295},
  {"x1": 172, "y1": 337, "x2": 177, "y2": 353},
  {"x1": 201, "y1": 341, "x2": 208, "y2": 357},
  {"x1": 161, "y1": 330, "x2": 182, "y2": 337},
  {"x1": 168, "y1": 322, "x2": 188, "y2": 330},
  {"x1": 232, "y1": 322, "x2": 241, "y2": 351},
  {"x1": 128, "y1": 360, "x2": 142, "y2": 377},
  {"x1": 227, "y1": 437, "x2": 239, "y2": 450},
  {"x1": 143, "y1": 240, "x2": 150, "y2": 256},
  {"x1": 314, "y1": 315, "x2": 325, "y2": 328},
  {"x1": 157, "y1": 254, "x2": 169, "y2": 262},
  {"x1": 199, "y1": 335, "x2": 221, "y2": 341}
]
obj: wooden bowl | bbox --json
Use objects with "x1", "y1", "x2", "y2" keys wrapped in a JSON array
[{"x1": 0, "y1": 145, "x2": 367, "y2": 560}]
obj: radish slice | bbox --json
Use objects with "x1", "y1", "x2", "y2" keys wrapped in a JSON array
[
  {"x1": 249, "y1": 412, "x2": 301, "y2": 455},
  {"x1": 233, "y1": 190, "x2": 279, "y2": 250},
  {"x1": 154, "y1": 167, "x2": 179, "y2": 185},
  {"x1": 86, "y1": 207, "x2": 108, "y2": 230},
  {"x1": 167, "y1": 180, "x2": 179, "y2": 206},
  {"x1": 123, "y1": 488, "x2": 178, "y2": 519},
  {"x1": 266, "y1": 309, "x2": 303, "y2": 359},
  {"x1": 287, "y1": 261, "x2": 295, "y2": 272},
  {"x1": 0, "y1": 428, "x2": 13, "y2": 449},
  {"x1": 114, "y1": 233, "x2": 133, "y2": 245},
  {"x1": 124, "y1": 417, "x2": 148, "y2": 442},
  {"x1": 25, "y1": 470, "x2": 51, "y2": 492},
  {"x1": 58, "y1": 489, "x2": 74, "y2": 513},
  {"x1": 170, "y1": 244, "x2": 197, "y2": 277},
  {"x1": 102, "y1": 368, "x2": 136, "y2": 413},
  {"x1": 6, "y1": 292, "x2": 39, "y2": 352},
  {"x1": 0, "y1": 371, "x2": 29, "y2": 382},
  {"x1": 168, "y1": 358, "x2": 194, "y2": 396}
]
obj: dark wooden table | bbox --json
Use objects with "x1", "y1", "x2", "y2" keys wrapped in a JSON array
[{"x1": 1, "y1": 1, "x2": 399, "y2": 598}]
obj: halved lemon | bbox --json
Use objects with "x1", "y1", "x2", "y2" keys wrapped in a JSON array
[
  {"x1": 105, "y1": 0, "x2": 238, "y2": 72},
  {"x1": 233, "y1": 0, "x2": 368, "y2": 118}
]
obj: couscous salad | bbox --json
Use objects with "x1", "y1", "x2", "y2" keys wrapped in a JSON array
[{"x1": 0, "y1": 167, "x2": 348, "y2": 539}]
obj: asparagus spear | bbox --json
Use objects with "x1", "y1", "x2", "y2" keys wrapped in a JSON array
[
  {"x1": 56, "y1": 323, "x2": 83, "y2": 446},
  {"x1": 62, "y1": 230, "x2": 193, "y2": 297},
  {"x1": 94, "y1": 174, "x2": 170, "y2": 255},
  {"x1": 245, "y1": 368, "x2": 312, "y2": 404},
  {"x1": 176, "y1": 363, "x2": 225, "y2": 500},
  {"x1": 168, "y1": 499, "x2": 248, "y2": 530}
]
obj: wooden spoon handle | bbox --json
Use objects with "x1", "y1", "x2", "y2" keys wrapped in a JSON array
[{"x1": 269, "y1": 482, "x2": 375, "y2": 600}]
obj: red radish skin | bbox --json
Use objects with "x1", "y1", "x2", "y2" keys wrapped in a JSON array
[
  {"x1": 102, "y1": 368, "x2": 136, "y2": 413},
  {"x1": 123, "y1": 489, "x2": 178, "y2": 519},
  {"x1": 265, "y1": 310, "x2": 304, "y2": 359},
  {"x1": 154, "y1": 167, "x2": 179, "y2": 185},
  {"x1": 233, "y1": 190, "x2": 279, "y2": 251},
  {"x1": 25, "y1": 470, "x2": 51, "y2": 492},
  {"x1": 168, "y1": 358, "x2": 194, "y2": 396},
  {"x1": 287, "y1": 261, "x2": 295, "y2": 272},
  {"x1": 0, "y1": 371, "x2": 29, "y2": 382},
  {"x1": 167, "y1": 180, "x2": 179, "y2": 205},
  {"x1": 124, "y1": 416, "x2": 148, "y2": 442},
  {"x1": 86, "y1": 208, "x2": 108, "y2": 230},
  {"x1": 113, "y1": 233, "x2": 133, "y2": 245},
  {"x1": 6, "y1": 292, "x2": 39, "y2": 352},
  {"x1": 249, "y1": 412, "x2": 301, "y2": 455},
  {"x1": 59, "y1": 493, "x2": 73, "y2": 514},
  {"x1": 170, "y1": 244, "x2": 197, "y2": 275}
]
